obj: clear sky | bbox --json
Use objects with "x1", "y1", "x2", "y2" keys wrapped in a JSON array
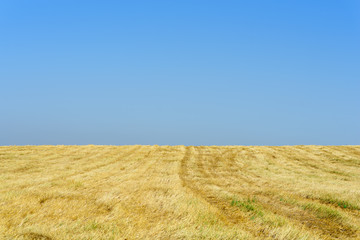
[{"x1": 1, "y1": 1, "x2": 359, "y2": 146}]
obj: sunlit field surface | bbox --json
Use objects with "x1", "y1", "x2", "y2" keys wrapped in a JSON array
[{"x1": 1, "y1": 145, "x2": 360, "y2": 240}]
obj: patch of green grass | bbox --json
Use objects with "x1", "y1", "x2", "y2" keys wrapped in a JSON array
[
  {"x1": 301, "y1": 203, "x2": 341, "y2": 220},
  {"x1": 318, "y1": 195, "x2": 359, "y2": 210},
  {"x1": 280, "y1": 195, "x2": 343, "y2": 220},
  {"x1": 231, "y1": 197, "x2": 264, "y2": 217},
  {"x1": 231, "y1": 198, "x2": 255, "y2": 211}
]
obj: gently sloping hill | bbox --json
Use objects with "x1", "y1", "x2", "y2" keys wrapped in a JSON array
[{"x1": 0, "y1": 145, "x2": 359, "y2": 239}]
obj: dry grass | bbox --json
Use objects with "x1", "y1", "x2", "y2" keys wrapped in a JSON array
[{"x1": 1, "y1": 145, "x2": 360, "y2": 239}]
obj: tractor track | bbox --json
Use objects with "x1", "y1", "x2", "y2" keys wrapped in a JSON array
[{"x1": 179, "y1": 146, "x2": 359, "y2": 239}]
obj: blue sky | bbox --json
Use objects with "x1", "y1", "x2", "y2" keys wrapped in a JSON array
[{"x1": 1, "y1": 1, "x2": 359, "y2": 145}]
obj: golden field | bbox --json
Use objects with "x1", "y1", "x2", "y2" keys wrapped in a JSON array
[{"x1": 0, "y1": 145, "x2": 360, "y2": 240}]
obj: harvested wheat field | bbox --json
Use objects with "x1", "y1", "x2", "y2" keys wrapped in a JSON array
[{"x1": 1, "y1": 145, "x2": 360, "y2": 240}]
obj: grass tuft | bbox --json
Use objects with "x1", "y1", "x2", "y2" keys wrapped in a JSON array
[{"x1": 231, "y1": 197, "x2": 264, "y2": 217}]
